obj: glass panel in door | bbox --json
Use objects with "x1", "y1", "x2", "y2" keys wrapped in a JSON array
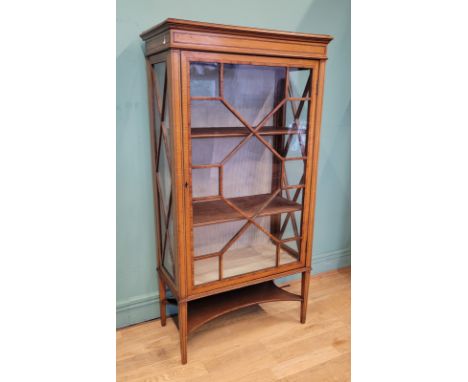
[{"x1": 190, "y1": 61, "x2": 312, "y2": 286}]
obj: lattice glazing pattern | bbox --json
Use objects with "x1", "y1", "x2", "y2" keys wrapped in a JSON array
[{"x1": 190, "y1": 63, "x2": 312, "y2": 286}]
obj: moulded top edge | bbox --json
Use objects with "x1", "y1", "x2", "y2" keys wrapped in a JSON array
[{"x1": 140, "y1": 18, "x2": 333, "y2": 44}]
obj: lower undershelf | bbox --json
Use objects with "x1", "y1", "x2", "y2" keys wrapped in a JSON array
[
  {"x1": 186, "y1": 280, "x2": 302, "y2": 333},
  {"x1": 194, "y1": 242, "x2": 299, "y2": 286}
]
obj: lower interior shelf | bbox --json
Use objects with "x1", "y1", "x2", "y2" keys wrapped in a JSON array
[
  {"x1": 193, "y1": 193, "x2": 301, "y2": 227},
  {"x1": 186, "y1": 280, "x2": 302, "y2": 333},
  {"x1": 194, "y1": 242, "x2": 298, "y2": 285}
]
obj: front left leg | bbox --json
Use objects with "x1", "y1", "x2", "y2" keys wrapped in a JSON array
[
  {"x1": 157, "y1": 273, "x2": 167, "y2": 327},
  {"x1": 300, "y1": 271, "x2": 311, "y2": 323},
  {"x1": 178, "y1": 301, "x2": 188, "y2": 364}
]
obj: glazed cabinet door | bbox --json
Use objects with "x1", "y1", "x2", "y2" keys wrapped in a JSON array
[{"x1": 181, "y1": 51, "x2": 320, "y2": 294}]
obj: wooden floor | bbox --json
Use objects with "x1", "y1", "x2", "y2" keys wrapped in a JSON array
[{"x1": 117, "y1": 268, "x2": 350, "y2": 382}]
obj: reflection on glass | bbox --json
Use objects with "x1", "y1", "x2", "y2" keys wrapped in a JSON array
[
  {"x1": 190, "y1": 62, "x2": 219, "y2": 97},
  {"x1": 191, "y1": 100, "x2": 246, "y2": 130},
  {"x1": 158, "y1": 134, "x2": 172, "y2": 213},
  {"x1": 286, "y1": 101, "x2": 309, "y2": 131},
  {"x1": 288, "y1": 68, "x2": 311, "y2": 98},
  {"x1": 224, "y1": 64, "x2": 285, "y2": 127}
]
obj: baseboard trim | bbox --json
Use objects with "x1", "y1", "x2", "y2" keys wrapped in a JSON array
[
  {"x1": 312, "y1": 247, "x2": 351, "y2": 273},
  {"x1": 116, "y1": 292, "x2": 160, "y2": 329},
  {"x1": 116, "y1": 247, "x2": 351, "y2": 328},
  {"x1": 117, "y1": 292, "x2": 159, "y2": 312}
]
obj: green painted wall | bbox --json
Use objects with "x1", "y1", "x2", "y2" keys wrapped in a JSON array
[{"x1": 117, "y1": 0, "x2": 350, "y2": 328}]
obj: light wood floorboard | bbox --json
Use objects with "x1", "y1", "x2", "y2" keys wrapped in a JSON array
[{"x1": 117, "y1": 267, "x2": 350, "y2": 382}]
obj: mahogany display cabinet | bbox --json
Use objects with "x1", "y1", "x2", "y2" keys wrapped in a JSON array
[{"x1": 140, "y1": 18, "x2": 332, "y2": 364}]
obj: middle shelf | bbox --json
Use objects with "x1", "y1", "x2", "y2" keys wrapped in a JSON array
[
  {"x1": 192, "y1": 193, "x2": 301, "y2": 227},
  {"x1": 191, "y1": 126, "x2": 306, "y2": 138}
]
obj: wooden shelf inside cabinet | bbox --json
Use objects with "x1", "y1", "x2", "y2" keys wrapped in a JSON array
[
  {"x1": 191, "y1": 127, "x2": 307, "y2": 138},
  {"x1": 192, "y1": 193, "x2": 301, "y2": 227},
  {"x1": 186, "y1": 281, "x2": 302, "y2": 333},
  {"x1": 193, "y1": 244, "x2": 299, "y2": 285}
]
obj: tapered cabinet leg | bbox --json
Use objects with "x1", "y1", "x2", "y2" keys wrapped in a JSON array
[
  {"x1": 300, "y1": 271, "x2": 311, "y2": 324},
  {"x1": 178, "y1": 301, "x2": 188, "y2": 364},
  {"x1": 158, "y1": 273, "x2": 167, "y2": 327}
]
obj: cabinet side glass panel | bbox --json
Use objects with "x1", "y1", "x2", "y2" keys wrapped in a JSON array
[{"x1": 152, "y1": 61, "x2": 176, "y2": 281}]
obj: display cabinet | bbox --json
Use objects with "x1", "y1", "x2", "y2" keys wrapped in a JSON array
[{"x1": 140, "y1": 18, "x2": 332, "y2": 364}]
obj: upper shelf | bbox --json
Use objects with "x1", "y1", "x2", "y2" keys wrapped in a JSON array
[
  {"x1": 191, "y1": 127, "x2": 306, "y2": 138},
  {"x1": 193, "y1": 193, "x2": 301, "y2": 227}
]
